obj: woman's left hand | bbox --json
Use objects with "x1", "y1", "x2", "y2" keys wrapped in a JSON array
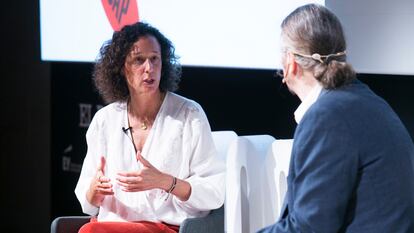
[{"x1": 116, "y1": 151, "x2": 172, "y2": 192}]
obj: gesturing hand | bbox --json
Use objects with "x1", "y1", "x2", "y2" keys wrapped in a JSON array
[
  {"x1": 86, "y1": 156, "x2": 114, "y2": 207},
  {"x1": 116, "y1": 151, "x2": 172, "y2": 192}
]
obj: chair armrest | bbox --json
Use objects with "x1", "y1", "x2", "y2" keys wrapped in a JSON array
[
  {"x1": 179, "y1": 206, "x2": 224, "y2": 233},
  {"x1": 51, "y1": 216, "x2": 91, "y2": 233}
]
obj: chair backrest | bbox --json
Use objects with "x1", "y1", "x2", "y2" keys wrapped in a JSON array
[
  {"x1": 203, "y1": 130, "x2": 237, "y2": 233},
  {"x1": 264, "y1": 139, "x2": 293, "y2": 221},
  {"x1": 225, "y1": 135, "x2": 276, "y2": 233},
  {"x1": 212, "y1": 131, "x2": 238, "y2": 162}
]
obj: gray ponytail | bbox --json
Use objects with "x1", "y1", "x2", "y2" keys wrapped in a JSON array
[{"x1": 314, "y1": 60, "x2": 356, "y2": 89}]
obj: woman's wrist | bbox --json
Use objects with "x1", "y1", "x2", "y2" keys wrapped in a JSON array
[
  {"x1": 160, "y1": 173, "x2": 174, "y2": 191},
  {"x1": 159, "y1": 173, "x2": 191, "y2": 201},
  {"x1": 86, "y1": 188, "x2": 101, "y2": 207}
]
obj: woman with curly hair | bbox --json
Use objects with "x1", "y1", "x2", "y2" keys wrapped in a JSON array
[{"x1": 75, "y1": 22, "x2": 224, "y2": 233}]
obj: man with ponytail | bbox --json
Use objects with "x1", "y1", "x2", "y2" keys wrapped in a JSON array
[{"x1": 259, "y1": 4, "x2": 414, "y2": 233}]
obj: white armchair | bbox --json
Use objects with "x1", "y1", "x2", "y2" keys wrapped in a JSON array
[
  {"x1": 212, "y1": 130, "x2": 238, "y2": 161},
  {"x1": 225, "y1": 135, "x2": 276, "y2": 233},
  {"x1": 225, "y1": 136, "x2": 293, "y2": 233},
  {"x1": 264, "y1": 139, "x2": 293, "y2": 221},
  {"x1": 180, "y1": 130, "x2": 237, "y2": 233}
]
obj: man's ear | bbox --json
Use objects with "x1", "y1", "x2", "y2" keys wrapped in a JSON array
[
  {"x1": 288, "y1": 52, "x2": 298, "y2": 76},
  {"x1": 283, "y1": 52, "x2": 297, "y2": 81}
]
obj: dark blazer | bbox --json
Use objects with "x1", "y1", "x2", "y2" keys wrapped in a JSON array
[{"x1": 259, "y1": 80, "x2": 414, "y2": 233}]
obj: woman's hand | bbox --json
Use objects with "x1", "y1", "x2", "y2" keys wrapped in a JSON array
[
  {"x1": 116, "y1": 151, "x2": 172, "y2": 192},
  {"x1": 86, "y1": 156, "x2": 114, "y2": 207}
]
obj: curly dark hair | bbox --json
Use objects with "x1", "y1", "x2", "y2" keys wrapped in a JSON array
[{"x1": 93, "y1": 22, "x2": 181, "y2": 103}]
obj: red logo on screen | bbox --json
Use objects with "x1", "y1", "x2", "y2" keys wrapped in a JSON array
[{"x1": 101, "y1": 0, "x2": 139, "y2": 31}]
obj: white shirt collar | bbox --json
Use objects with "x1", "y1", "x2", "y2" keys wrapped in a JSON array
[{"x1": 294, "y1": 83, "x2": 323, "y2": 124}]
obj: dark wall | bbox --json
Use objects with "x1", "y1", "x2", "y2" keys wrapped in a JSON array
[
  {"x1": 178, "y1": 67, "x2": 300, "y2": 137},
  {"x1": 360, "y1": 74, "x2": 414, "y2": 136},
  {"x1": 1, "y1": 1, "x2": 51, "y2": 233}
]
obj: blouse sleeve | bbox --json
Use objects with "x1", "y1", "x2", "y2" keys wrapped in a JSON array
[
  {"x1": 74, "y1": 112, "x2": 106, "y2": 216},
  {"x1": 173, "y1": 103, "x2": 225, "y2": 213}
]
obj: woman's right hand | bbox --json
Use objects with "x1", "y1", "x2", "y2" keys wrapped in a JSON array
[{"x1": 86, "y1": 156, "x2": 114, "y2": 207}]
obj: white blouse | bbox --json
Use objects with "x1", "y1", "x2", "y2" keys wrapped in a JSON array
[{"x1": 75, "y1": 92, "x2": 225, "y2": 225}]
